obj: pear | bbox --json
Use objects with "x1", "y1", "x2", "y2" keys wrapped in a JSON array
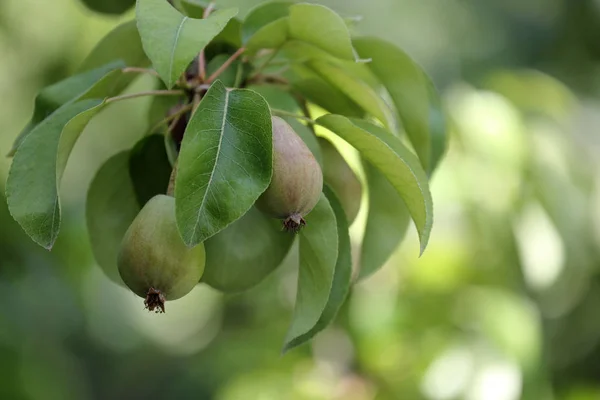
[
  {"x1": 318, "y1": 137, "x2": 362, "y2": 223},
  {"x1": 257, "y1": 117, "x2": 323, "y2": 231},
  {"x1": 118, "y1": 195, "x2": 205, "y2": 313}
]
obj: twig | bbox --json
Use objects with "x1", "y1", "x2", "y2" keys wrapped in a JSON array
[
  {"x1": 271, "y1": 108, "x2": 316, "y2": 125},
  {"x1": 205, "y1": 47, "x2": 246, "y2": 84},
  {"x1": 198, "y1": 2, "x2": 216, "y2": 81},
  {"x1": 106, "y1": 90, "x2": 184, "y2": 104},
  {"x1": 149, "y1": 103, "x2": 192, "y2": 134},
  {"x1": 122, "y1": 67, "x2": 159, "y2": 77}
]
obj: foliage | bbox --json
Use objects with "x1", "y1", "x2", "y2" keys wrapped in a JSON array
[{"x1": 4, "y1": 0, "x2": 445, "y2": 351}]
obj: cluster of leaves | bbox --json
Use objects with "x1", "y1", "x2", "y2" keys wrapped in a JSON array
[{"x1": 5, "y1": 0, "x2": 446, "y2": 351}]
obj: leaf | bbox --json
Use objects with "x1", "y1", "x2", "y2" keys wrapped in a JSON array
[
  {"x1": 353, "y1": 37, "x2": 447, "y2": 174},
  {"x1": 79, "y1": 20, "x2": 148, "y2": 72},
  {"x1": 136, "y1": 0, "x2": 238, "y2": 88},
  {"x1": 308, "y1": 59, "x2": 394, "y2": 128},
  {"x1": 6, "y1": 99, "x2": 106, "y2": 249},
  {"x1": 284, "y1": 193, "x2": 338, "y2": 351},
  {"x1": 284, "y1": 186, "x2": 352, "y2": 351},
  {"x1": 285, "y1": 64, "x2": 363, "y2": 117},
  {"x1": 179, "y1": 1, "x2": 243, "y2": 47},
  {"x1": 129, "y1": 134, "x2": 172, "y2": 206},
  {"x1": 288, "y1": 3, "x2": 356, "y2": 61},
  {"x1": 242, "y1": 2, "x2": 291, "y2": 53},
  {"x1": 175, "y1": 80, "x2": 273, "y2": 246},
  {"x1": 8, "y1": 61, "x2": 125, "y2": 156},
  {"x1": 246, "y1": 84, "x2": 322, "y2": 165},
  {"x1": 202, "y1": 207, "x2": 295, "y2": 292},
  {"x1": 359, "y1": 162, "x2": 410, "y2": 279},
  {"x1": 316, "y1": 115, "x2": 433, "y2": 254},
  {"x1": 86, "y1": 152, "x2": 140, "y2": 285},
  {"x1": 206, "y1": 54, "x2": 240, "y2": 87},
  {"x1": 80, "y1": 0, "x2": 135, "y2": 15}
]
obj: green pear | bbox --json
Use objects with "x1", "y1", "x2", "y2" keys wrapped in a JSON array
[
  {"x1": 118, "y1": 195, "x2": 205, "y2": 313},
  {"x1": 257, "y1": 116, "x2": 323, "y2": 231}
]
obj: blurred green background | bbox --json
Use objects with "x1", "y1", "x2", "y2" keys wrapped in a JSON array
[{"x1": 2, "y1": 0, "x2": 600, "y2": 399}]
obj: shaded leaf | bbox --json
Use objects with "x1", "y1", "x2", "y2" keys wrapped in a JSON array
[
  {"x1": 129, "y1": 134, "x2": 172, "y2": 206},
  {"x1": 353, "y1": 37, "x2": 447, "y2": 174},
  {"x1": 309, "y1": 59, "x2": 394, "y2": 128},
  {"x1": 6, "y1": 99, "x2": 106, "y2": 249},
  {"x1": 206, "y1": 54, "x2": 241, "y2": 87},
  {"x1": 284, "y1": 186, "x2": 351, "y2": 351},
  {"x1": 202, "y1": 207, "x2": 295, "y2": 292},
  {"x1": 175, "y1": 80, "x2": 272, "y2": 246},
  {"x1": 284, "y1": 193, "x2": 338, "y2": 351},
  {"x1": 86, "y1": 152, "x2": 140, "y2": 285},
  {"x1": 288, "y1": 3, "x2": 356, "y2": 61},
  {"x1": 242, "y1": 2, "x2": 291, "y2": 53},
  {"x1": 9, "y1": 61, "x2": 125, "y2": 156},
  {"x1": 136, "y1": 0, "x2": 237, "y2": 88},
  {"x1": 80, "y1": 0, "x2": 135, "y2": 15},
  {"x1": 180, "y1": 1, "x2": 243, "y2": 47},
  {"x1": 246, "y1": 18, "x2": 289, "y2": 54},
  {"x1": 316, "y1": 115, "x2": 433, "y2": 254},
  {"x1": 359, "y1": 161, "x2": 410, "y2": 279}
]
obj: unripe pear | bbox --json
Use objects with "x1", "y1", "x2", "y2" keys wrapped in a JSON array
[
  {"x1": 257, "y1": 116, "x2": 323, "y2": 231},
  {"x1": 318, "y1": 137, "x2": 362, "y2": 223},
  {"x1": 118, "y1": 195, "x2": 205, "y2": 313}
]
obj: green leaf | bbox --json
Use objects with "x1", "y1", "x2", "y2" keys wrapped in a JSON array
[
  {"x1": 206, "y1": 54, "x2": 240, "y2": 87},
  {"x1": 179, "y1": 1, "x2": 243, "y2": 47},
  {"x1": 284, "y1": 186, "x2": 352, "y2": 351},
  {"x1": 308, "y1": 59, "x2": 394, "y2": 128},
  {"x1": 136, "y1": 0, "x2": 238, "y2": 88},
  {"x1": 246, "y1": 84, "x2": 322, "y2": 165},
  {"x1": 86, "y1": 152, "x2": 140, "y2": 285},
  {"x1": 8, "y1": 61, "x2": 125, "y2": 156},
  {"x1": 353, "y1": 37, "x2": 447, "y2": 174},
  {"x1": 288, "y1": 3, "x2": 356, "y2": 61},
  {"x1": 316, "y1": 115, "x2": 433, "y2": 254},
  {"x1": 285, "y1": 64, "x2": 363, "y2": 117},
  {"x1": 79, "y1": 21, "x2": 148, "y2": 72},
  {"x1": 129, "y1": 134, "x2": 172, "y2": 206},
  {"x1": 6, "y1": 99, "x2": 106, "y2": 249},
  {"x1": 202, "y1": 207, "x2": 295, "y2": 292},
  {"x1": 284, "y1": 193, "x2": 338, "y2": 351},
  {"x1": 242, "y1": 2, "x2": 291, "y2": 53},
  {"x1": 175, "y1": 81, "x2": 273, "y2": 246},
  {"x1": 359, "y1": 162, "x2": 410, "y2": 279},
  {"x1": 80, "y1": 0, "x2": 135, "y2": 15}
]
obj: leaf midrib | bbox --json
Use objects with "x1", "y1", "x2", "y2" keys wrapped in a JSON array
[
  {"x1": 190, "y1": 89, "x2": 230, "y2": 240},
  {"x1": 168, "y1": 16, "x2": 188, "y2": 85}
]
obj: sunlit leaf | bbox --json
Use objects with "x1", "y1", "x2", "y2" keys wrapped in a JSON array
[
  {"x1": 202, "y1": 207, "x2": 295, "y2": 292},
  {"x1": 354, "y1": 37, "x2": 447, "y2": 174},
  {"x1": 283, "y1": 194, "x2": 338, "y2": 351},
  {"x1": 6, "y1": 99, "x2": 106, "y2": 249},
  {"x1": 309, "y1": 59, "x2": 394, "y2": 128},
  {"x1": 288, "y1": 3, "x2": 356, "y2": 61},
  {"x1": 175, "y1": 80, "x2": 272, "y2": 246},
  {"x1": 136, "y1": 0, "x2": 237, "y2": 88},
  {"x1": 86, "y1": 152, "x2": 140, "y2": 285},
  {"x1": 8, "y1": 61, "x2": 125, "y2": 156},
  {"x1": 284, "y1": 187, "x2": 351, "y2": 351},
  {"x1": 359, "y1": 162, "x2": 410, "y2": 279},
  {"x1": 242, "y1": 2, "x2": 292, "y2": 53},
  {"x1": 317, "y1": 115, "x2": 433, "y2": 254}
]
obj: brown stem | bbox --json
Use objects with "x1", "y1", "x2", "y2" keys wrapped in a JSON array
[
  {"x1": 197, "y1": 2, "x2": 216, "y2": 81},
  {"x1": 106, "y1": 90, "x2": 184, "y2": 104},
  {"x1": 205, "y1": 47, "x2": 246, "y2": 84}
]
